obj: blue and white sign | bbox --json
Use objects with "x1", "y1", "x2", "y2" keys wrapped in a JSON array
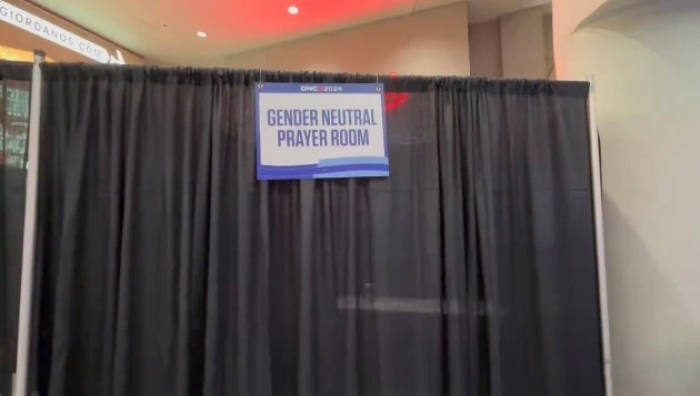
[{"x1": 256, "y1": 83, "x2": 388, "y2": 180}]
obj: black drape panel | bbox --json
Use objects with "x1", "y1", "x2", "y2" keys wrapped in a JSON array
[
  {"x1": 0, "y1": 61, "x2": 32, "y2": 396},
  {"x1": 34, "y1": 64, "x2": 604, "y2": 396}
]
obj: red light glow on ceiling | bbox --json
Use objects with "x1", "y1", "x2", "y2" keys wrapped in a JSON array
[{"x1": 205, "y1": 0, "x2": 414, "y2": 40}]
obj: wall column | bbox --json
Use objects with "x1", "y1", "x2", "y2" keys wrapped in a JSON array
[{"x1": 552, "y1": 0, "x2": 700, "y2": 395}]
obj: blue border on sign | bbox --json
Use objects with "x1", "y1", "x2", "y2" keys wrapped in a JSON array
[{"x1": 255, "y1": 82, "x2": 389, "y2": 181}]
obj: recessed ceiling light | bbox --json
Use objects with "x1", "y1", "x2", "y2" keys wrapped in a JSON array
[
  {"x1": 197, "y1": 31, "x2": 207, "y2": 38},
  {"x1": 288, "y1": 5, "x2": 299, "y2": 15}
]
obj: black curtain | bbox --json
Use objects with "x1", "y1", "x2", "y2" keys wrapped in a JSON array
[
  {"x1": 32, "y1": 64, "x2": 604, "y2": 396},
  {"x1": 0, "y1": 61, "x2": 32, "y2": 396}
]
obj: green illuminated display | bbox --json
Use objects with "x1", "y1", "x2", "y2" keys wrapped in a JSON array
[{"x1": 0, "y1": 82, "x2": 30, "y2": 168}]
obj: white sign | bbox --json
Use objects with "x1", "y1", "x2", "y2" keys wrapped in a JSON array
[
  {"x1": 256, "y1": 83, "x2": 389, "y2": 180},
  {"x1": 0, "y1": 0, "x2": 125, "y2": 64}
]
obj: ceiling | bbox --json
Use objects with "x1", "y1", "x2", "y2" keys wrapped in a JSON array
[
  {"x1": 576, "y1": 0, "x2": 660, "y2": 28},
  {"x1": 469, "y1": 0, "x2": 550, "y2": 23},
  {"x1": 25, "y1": 0, "x2": 549, "y2": 64}
]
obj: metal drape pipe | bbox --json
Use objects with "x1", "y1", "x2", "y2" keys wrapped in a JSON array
[
  {"x1": 12, "y1": 49, "x2": 45, "y2": 396},
  {"x1": 588, "y1": 75, "x2": 614, "y2": 396}
]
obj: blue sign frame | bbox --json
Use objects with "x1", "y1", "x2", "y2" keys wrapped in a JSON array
[{"x1": 255, "y1": 82, "x2": 389, "y2": 180}]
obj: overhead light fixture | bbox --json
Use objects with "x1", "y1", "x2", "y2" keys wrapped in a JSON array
[
  {"x1": 197, "y1": 31, "x2": 207, "y2": 38},
  {"x1": 288, "y1": 5, "x2": 299, "y2": 15}
]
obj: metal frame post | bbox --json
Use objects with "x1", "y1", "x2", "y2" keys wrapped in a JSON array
[
  {"x1": 12, "y1": 49, "x2": 45, "y2": 396},
  {"x1": 588, "y1": 75, "x2": 614, "y2": 396}
]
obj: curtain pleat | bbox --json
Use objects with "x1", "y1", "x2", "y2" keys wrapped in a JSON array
[{"x1": 24, "y1": 64, "x2": 604, "y2": 396}]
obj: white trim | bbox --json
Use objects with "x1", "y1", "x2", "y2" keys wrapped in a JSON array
[
  {"x1": 588, "y1": 75, "x2": 614, "y2": 396},
  {"x1": 12, "y1": 50, "x2": 44, "y2": 396}
]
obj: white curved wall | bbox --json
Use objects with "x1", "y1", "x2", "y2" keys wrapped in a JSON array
[
  {"x1": 222, "y1": 3, "x2": 470, "y2": 76},
  {"x1": 554, "y1": 1, "x2": 700, "y2": 395}
]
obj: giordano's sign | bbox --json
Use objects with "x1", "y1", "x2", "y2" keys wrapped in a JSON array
[{"x1": 0, "y1": 0, "x2": 125, "y2": 64}]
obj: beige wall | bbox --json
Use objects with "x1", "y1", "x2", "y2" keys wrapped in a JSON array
[
  {"x1": 554, "y1": 0, "x2": 700, "y2": 395},
  {"x1": 500, "y1": 5, "x2": 551, "y2": 79},
  {"x1": 469, "y1": 19, "x2": 502, "y2": 78},
  {"x1": 551, "y1": 0, "x2": 607, "y2": 80},
  {"x1": 467, "y1": 5, "x2": 553, "y2": 79},
  {"x1": 223, "y1": 3, "x2": 470, "y2": 76},
  {"x1": 0, "y1": 0, "x2": 142, "y2": 63}
]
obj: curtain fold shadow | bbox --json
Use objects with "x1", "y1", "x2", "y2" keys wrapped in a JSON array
[{"x1": 26, "y1": 64, "x2": 604, "y2": 396}]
